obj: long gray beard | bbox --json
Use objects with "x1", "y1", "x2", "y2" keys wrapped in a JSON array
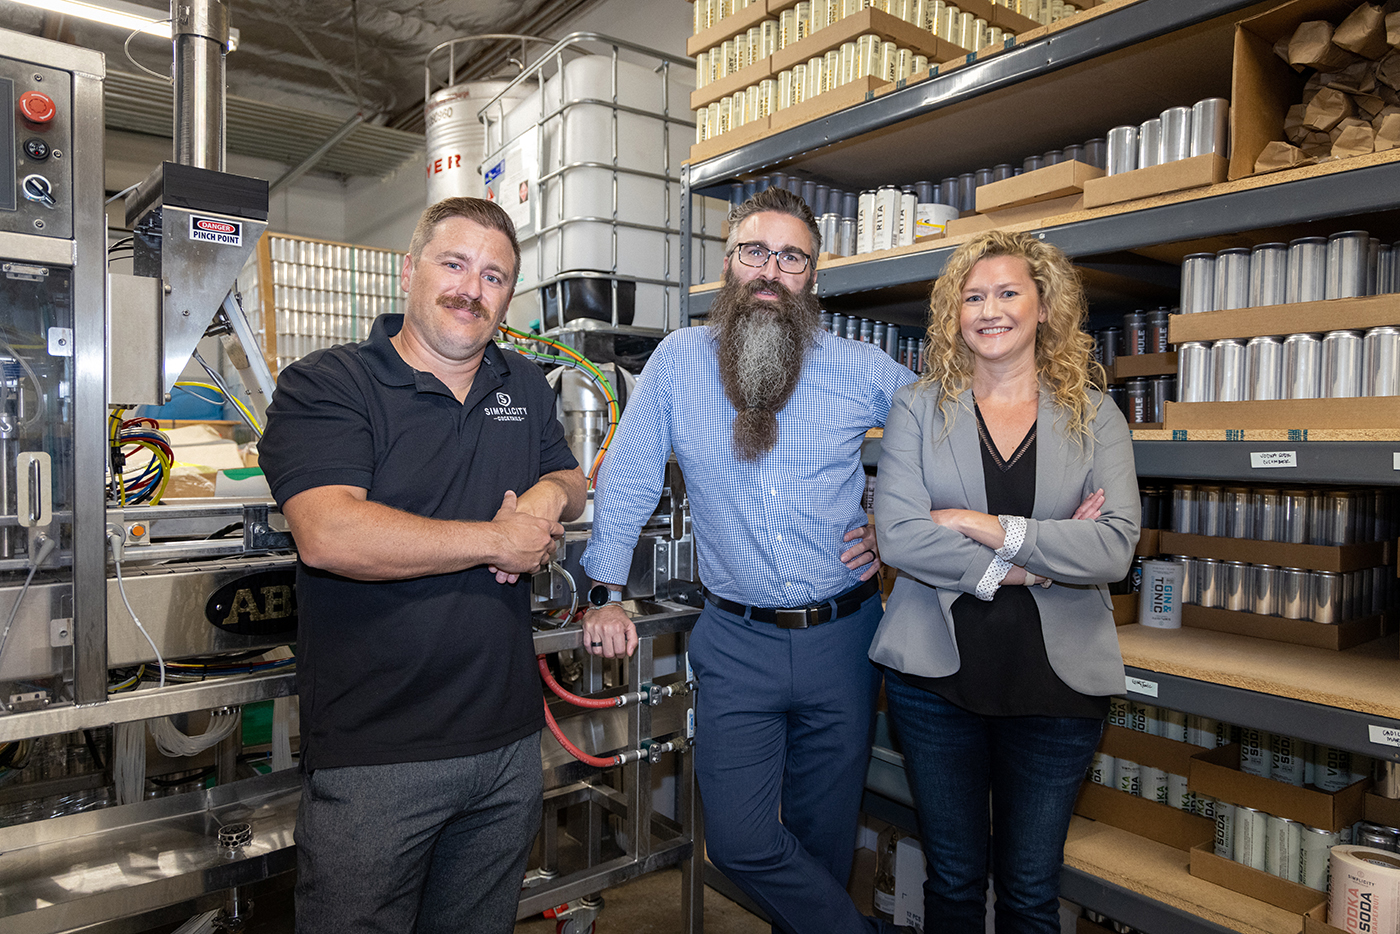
[{"x1": 709, "y1": 274, "x2": 821, "y2": 461}]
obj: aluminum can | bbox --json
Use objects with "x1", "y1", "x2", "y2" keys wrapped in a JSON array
[
  {"x1": 830, "y1": 313, "x2": 845, "y2": 338},
  {"x1": 939, "y1": 176, "x2": 959, "y2": 209},
  {"x1": 1180, "y1": 253, "x2": 1216, "y2": 314},
  {"x1": 859, "y1": 319, "x2": 874, "y2": 343},
  {"x1": 1147, "y1": 308, "x2": 1171, "y2": 353},
  {"x1": 1313, "y1": 745, "x2": 1355, "y2": 793},
  {"x1": 975, "y1": 166, "x2": 994, "y2": 189},
  {"x1": 1138, "y1": 117, "x2": 1162, "y2": 168},
  {"x1": 991, "y1": 162, "x2": 1015, "y2": 182},
  {"x1": 1160, "y1": 707, "x2": 1188, "y2": 742},
  {"x1": 1287, "y1": 236, "x2": 1328, "y2": 303},
  {"x1": 1267, "y1": 815, "x2": 1303, "y2": 881},
  {"x1": 1022, "y1": 153, "x2": 1045, "y2": 173},
  {"x1": 1171, "y1": 484, "x2": 1197, "y2": 533},
  {"x1": 1245, "y1": 335, "x2": 1283, "y2": 401},
  {"x1": 839, "y1": 40, "x2": 858, "y2": 85},
  {"x1": 1106, "y1": 125, "x2": 1137, "y2": 175},
  {"x1": 1099, "y1": 326, "x2": 1121, "y2": 366},
  {"x1": 1191, "y1": 98, "x2": 1230, "y2": 157},
  {"x1": 1063, "y1": 143, "x2": 1085, "y2": 164},
  {"x1": 1317, "y1": 490, "x2": 1356, "y2": 546},
  {"x1": 1161, "y1": 106, "x2": 1192, "y2": 162},
  {"x1": 845, "y1": 316, "x2": 860, "y2": 341},
  {"x1": 1312, "y1": 570, "x2": 1344, "y2": 624},
  {"x1": 1222, "y1": 560, "x2": 1250, "y2": 611},
  {"x1": 824, "y1": 49, "x2": 841, "y2": 91},
  {"x1": 838, "y1": 218, "x2": 856, "y2": 256},
  {"x1": 1358, "y1": 826, "x2": 1400, "y2": 850},
  {"x1": 1250, "y1": 242, "x2": 1289, "y2": 307},
  {"x1": 1127, "y1": 701, "x2": 1150, "y2": 733},
  {"x1": 1252, "y1": 488, "x2": 1280, "y2": 541},
  {"x1": 872, "y1": 186, "x2": 901, "y2": 251},
  {"x1": 1251, "y1": 564, "x2": 1279, "y2": 616},
  {"x1": 1141, "y1": 765, "x2": 1168, "y2": 804},
  {"x1": 1283, "y1": 333, "x2": 1322, "y2": 400},
  {"x1": 1090, "y1": 751, "x2": 1115, "y2": 786},
  {"x1": 1212, "y1": 339, "x2": 1246, "y2": 403},
  {"x1": 898, "y1": 190, "x2": 917, "y2": 246},
  {"x1": 1123, "y1": 311, "x2": 1147, "y2": 355},
  {"x1": 1272, "y1": 733, "x2": 1307, "y2": 786},
  {"x1": 1235, "y1": 805, "x2": 1269, "y2": 870},
  {"x1": 819, "y1": 213, "x2": 840, "y2": 256},
  {"x1": 884, "y1": 322, "x2": 899, "y2": 359},
  {"x1": 1166, "y1": 555, "x2": 1196, "y2": 605},
  {"x1": 1279, "y1": 489, "x2": 1311, "y2": 543},
  {"x1": 854, "y1": 33, "x2": 879, "y2": 78},
  {"x1": 1322, "y1": 329, "x2": 1363, "y2": 398},
  {"x1": 1150, "y1": 376, "x2": 1174, "y2": 422},
  {"x1": 1215, "y1": 803, "x2": 1237, "y2": 858},
  {"x1": 1326, "y1": 230, "x2": 1370, "y2": 299},
  {"x1": 1177, "y1": 341, "x2": 1212, "y2": 402},
  {"x1": 1196, "y1": 557, "x2": 1223, "y2": 608},
  {"x1": 1043, "y1": 148, "x2": 1064, "y2": 166},
  {"x1": 1214, "y1": 248, "x2": 1252, "y2": 311},
  {"x1": 957, "y1": 173, "x2": 976, "y2": 213},
  {"x1": 1239, "y1": 727, "x2": 1272, "y2": 777},
  {"x1": 1116, "y1": 758, "x2": 1141, "y2": 796},
  {"x1": 1378, "y1": 242, "x2": 1395, "y2": 295},
  {"x1": 1084, "y1": 137, "x2": 1107, "y2": 169},
  {"x1": 1279, "y1": 567, "x2": 1313, "y2": 620},
  {"x1": 1108, "y1": 696, "x2": 1130, "y2": 727},
  {"x1": 1300, "y1": 825, "x2": 1340, "y2": 891},
  {"x1": 1364, "y1": 326, "x2": 1400, "y2": 396},
  {"x1": 872, "y1": 322, "x2": 886, "y2": 349},
  {"x1": 856, "y1": 190, "x2": 875, "y2": 255},
  {"x1": 1197, "y1": 485, "x2": 1224, "y2": 537},
  {"x1": 1125, "y1": 379, "x2": 1149, "y2": 424},
  {"x1": 1188, "y1": 714, "x2": 1222, "y2": 748},
  {"x1": 1164, "y1": 771, "x2": 1188, "y2": 810},
  {"x1": 1223, "y1": 486, "x2": 1251, "y2": 538}
]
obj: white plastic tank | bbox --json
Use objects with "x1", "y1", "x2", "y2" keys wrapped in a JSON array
[
  {"x1": 424, "y1": 80, "x2": 536, "y2": 203},
  {"x1": 546, "y1": 363, "x2": 636, "y2": 479}
]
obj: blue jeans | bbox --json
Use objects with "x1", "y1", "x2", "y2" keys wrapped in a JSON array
[
  {"x1": 294, "y1": 733, "x2": 542, "y2": 934},
  {"x1": 691, "y1": 592, "x2": 886, "y2": 934},
  {"x1": 883, "y1": 673, "x2": 1103, "y2": 934}
]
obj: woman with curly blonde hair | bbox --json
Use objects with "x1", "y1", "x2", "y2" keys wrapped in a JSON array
[{"x1": 869, "y1": 230, "x2": 1139, "y2": 934}]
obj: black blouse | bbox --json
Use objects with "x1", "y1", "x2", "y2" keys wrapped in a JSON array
[{"x1": 896, "y1": 404, "x2": 1109, "y2": 719}]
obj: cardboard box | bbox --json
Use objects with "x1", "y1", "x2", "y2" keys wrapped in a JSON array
[
  {"x1": 1111, "y1": 593, "x2": 1138, "y2": 625},
  {"x1": 943, "y1": 192, "x2": 1084, "y2": 237},
  {"x1": 894, "y1": 834, "x2": 926, "y2": 931},
  {"x1": 974, "y1": 160, "x2": 1103, "y2": 213},
  {"x1": 1189, "y1": 843, "x2": 1329, "y2": 914},
  {"x1": 687, "y1": 0, "x2": 773, "y2": 58},
  {"x1": 1303, "y1": 905, "x2": 1349, "y2": 934},
  {"x1": 691, "y1": 57, "x2": 774, "y2": 111},
  {"x1": 1188, "y1": 744, "x2": 1370, "y2": 831},
  {"x1": 1164, "y1": 397, "x2": 1400, "y2": 431},
  {"x1": 1135, "y1": 528, "x2": 1160, "y2": 558},
  {"x1": 1156, "y1": 532, "x2": 1389, "y2": 573},
  {"x1": 1364, "y1": 791, "x2": 1400, "y2": 828},
  {"x1": 1181, "y1": 604, "x2": 1385, "y2": 651},
  {"x1": 1112, "y1": 352, "x2": 1177, "y2": 382},
  {"x1": 1077, "y1": 919, "x2": 1114, "y2": 934},
  {"x1": 1081, "y1": 153, "x2": 1228, "y2": 209},
  {"x1": 772, "y1": 8, "x2": 960, "y2": 72},
  {"x1": 768, "y1": 75, "x2": 887, "y2": 132},
  {"x1": 1074, "y1": 781, "x2": 1216, "y2": 851},
  {"x1": 689, "y1": 114, "x2": 771, "y2": 165},
  {"x1": 1168, "y1": 294, "x2": 1400, "y2": 345}
]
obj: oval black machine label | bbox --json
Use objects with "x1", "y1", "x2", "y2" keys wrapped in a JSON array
[{"x1": 206, "y1": 568, "x2": 298, "y2": 637}]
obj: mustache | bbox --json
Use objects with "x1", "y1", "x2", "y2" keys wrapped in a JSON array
[
  {"x1": 437, "y1": 295, "x2": 486, "y2": 315},
  {"x1": 742, "y1": 277, "x2": 795, "y2": 302}
]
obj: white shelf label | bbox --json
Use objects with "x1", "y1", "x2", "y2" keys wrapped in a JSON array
[
  {"x1": 1394, "y1": 453, "x2": 1400, "y2": 471},
  {"x1": 1369, "y1": 724, "x2": 1400, "y2": 748},
  {"x1": 1126, "y1": 676, "x2": 1159, "y2": 697},
  {"x1": 1250, "y1": 451, "x2": 1297, "y2": 469}
]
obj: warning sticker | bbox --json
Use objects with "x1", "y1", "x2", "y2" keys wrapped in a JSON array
[{"x1": 189, "y1": 215, "x2": 243, "y2": 246}]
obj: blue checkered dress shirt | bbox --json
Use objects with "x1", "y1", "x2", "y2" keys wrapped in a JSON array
[{"x1": 582, "y1": 325, "x2": 917, "y2": 608}]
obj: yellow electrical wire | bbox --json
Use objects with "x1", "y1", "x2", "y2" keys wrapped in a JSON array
[{"x1": 174, "y1": 381, "x2": 263, "y2": 433}]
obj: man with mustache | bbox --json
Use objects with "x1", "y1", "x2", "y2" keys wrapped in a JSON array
[
  {"x1": 581, "y1": 187, "x2": 917, "y2": 933},
  {"x1": 260, "y1": 197, "x2": 586, "y2": 934}
]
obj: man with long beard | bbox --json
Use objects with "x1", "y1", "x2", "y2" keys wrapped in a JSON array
[{"x1": 581, "y1": 186, "x2": 916, "y2": 933}]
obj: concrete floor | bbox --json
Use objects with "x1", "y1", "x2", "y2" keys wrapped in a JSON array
[{"x1": 513, "y1": 867, "x2": 772, "y2": 933}]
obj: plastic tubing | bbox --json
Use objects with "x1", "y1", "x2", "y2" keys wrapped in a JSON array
[
  {"x1": 537, "y1": 655, "x2": 618, "y2": 708},
  {"x1": 541, "y1": 696, "x2": 619, "y2": 768}
]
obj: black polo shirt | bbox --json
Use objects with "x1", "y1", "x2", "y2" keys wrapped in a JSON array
[{"x1": 260, "y1": 314, "x2": 578, "y2": 772}]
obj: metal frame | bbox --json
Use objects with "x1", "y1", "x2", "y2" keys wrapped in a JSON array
[{"x1": 1134, "y1": 439, "x2": 1400, "y2": 486}]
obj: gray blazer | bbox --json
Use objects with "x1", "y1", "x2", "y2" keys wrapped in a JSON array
[{"x1": 869, "y1": 383, "x2": 1140, "y2": 697}]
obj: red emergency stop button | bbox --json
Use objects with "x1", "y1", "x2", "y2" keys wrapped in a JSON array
[{"x1": 18, "y1": 91, "x2": 55, "y2": 125}]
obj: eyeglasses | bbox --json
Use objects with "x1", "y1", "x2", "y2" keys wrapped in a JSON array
[{"x1": 731, "y1": 242, "x2": 811, "y2": 275}]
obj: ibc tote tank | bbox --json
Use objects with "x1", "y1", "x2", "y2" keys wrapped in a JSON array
[{"x1": 424, "y1": 79, "x2": 536, "y2": 203}]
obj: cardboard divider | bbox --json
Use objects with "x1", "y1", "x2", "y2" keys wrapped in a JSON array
[
  {"x1": 1156, "y1": 532, "x2": 1390, "y2": 573},
  {"x1": 688, "y1": 114, "x2": 772, "y2": 165},
  {"x1": 1181, "y1": 604, "x2": 1385, "y2": 651},
  {"x1": 692, "y1": 57, "x2": 775, "y2": 111},
  {"x1": 1074, "y1": 781, "x2": 1216, "y2": 851},
  {"x1": 1082, "y1": 153, "x2": 1228, "y2": 209},
  {"x1": 974, "y1": 160, "x2": 1104, "y2": 212},
  {"x1": 1364, "y1": 791, "x2": 1400, "y2": 829},
  {"x1": 687, "y1": 1, "x2": 776, "y2": 58},
  {"x1": 1304, "y1": 904, "x2": 1349, "y2": 934},
  {"x1": 944, "y1": 192, "x2": 1083, "y2": 237},
  {"x1": 1099, "y1": 723, "x2": 1207, "y2": 777},
  {"x1": 1111, "y1": 352, "x2": 1177, "y2": 382},
  {"x1": 771, "y1": 8, "x2": 964, "y2": 73},
  {"x1": 1112, "y1": 593, "x2": 1139, "y2": 625},
  {"x1": 1188, "y1": 744, "x2": 1370, "y2": 832},
  {"x1": 1189, "y1": 843, "x2": 1329, "y2": 914},
  {"x1": 1136, "y1": 528, "x2": 1160, "y2": 557},
  {"x1": 768, "y1": 75, "x2": 888, "y2": 132},
  {"x1": 1168, "y1": 294, "x2": 1400, "y2": 345},
  {"x1": 1164, "y1": 397, "x2": 1400, "y2": 431}
]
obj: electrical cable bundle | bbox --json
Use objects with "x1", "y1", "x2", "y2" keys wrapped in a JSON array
[
  {"x1": 173, "y1": 379, "x2": 263, "y2": 436},
  {"x1": 113, "y1": 720, "x2": 145, "y2": 805},
  {"x1": 148, "y1": 707, "x2": 241, "y2": 757},
  {"x1": 107, "y1": 410, "x2": 174, "y2": 506},
  {"x1": 496, "y1": 324, "x2": 619, "y2": 484}
]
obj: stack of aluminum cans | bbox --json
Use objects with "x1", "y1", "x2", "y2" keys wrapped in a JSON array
[
  {"x1": 1095, "y1": 309, "x2": 1177, "y2": 423},
  {"x1": 1090, "y1": 700, "x2": 1229, "y2": 819},
  {"x1": 1105, "y1": 98, "x2": 1230, "y2": 175},
  {"x1": 1178, "y1": 326, "x2": 1400, "y2": 402},
  {"x1": 1163, "y1": 554, "x2": 1392, "y2": 624},
  {"x1": 819, "y1": 311, "x2": 924, "y2": 371},
  {"x1": 1168, "y1": 484, "x2": 1398, "y2": 545}
]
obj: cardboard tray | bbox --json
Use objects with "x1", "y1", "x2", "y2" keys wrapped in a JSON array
[
  {"x1": 1189, "y1": 843, "x2": 1329, "y2": 914},
  {"x1": 1112, "y1": 593, "x2": 1139, "y2": 625},
  {"x1": 1082, "y1": 153, "x2": 1228, "y2": 209},
  {"x1": 768, "y1": 74, "x2": 887, "y2": 132},
  {"x1": 1164, "y1": 397, "x2": 1400, "y2": 431},
  {"x1": 1181, "y1": 604, "x2": 1385, "y2": 652},
  {"x1": 689, "y1": 114, "x2": 772, "y2": 165},
  {"x1": 771, "y1": 7, "x2": 964, "y2": 73},
  {"x1": 1136, "y1": 528, "x2": 1160, "y2": 558},
  {"x1": 1099, "y1": 723, "x2": 1208, "y2": 778},
  {"x1": 1111, "y1": 352, "x2": 1177, "y2": 382},
  {"x1": 692, "y1": 57, "x2": 775, "y2": 111},
  {"x1": 1156, "y1": 532, "x2": 1391, "y2": 573},
  {"x1": 944, "y1": 192, "x2": 1083, "y2": 237},
  {"x1": 1364, "y1": 791, "x2": 1400, "y2": 829},
  {"x1": 974, "y1": 160, "x2": 1104, "y2": 213},
  {"x1": 1188, "y1": 744, "x2": 1370, "y2": 831},
  {"x1": 1168, "y1": 294, "x2": 1400, "y2": 345},
  {"x1": 1074, "y1": 781, "x2": 1216, "y2": 852},
  {"x1": 687, "y1": 0, "x2": 775, "y2": 58}
]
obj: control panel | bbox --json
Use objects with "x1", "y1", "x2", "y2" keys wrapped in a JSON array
[{"x1": 0, "y1": 56, "x2": 73, "y2": 239}]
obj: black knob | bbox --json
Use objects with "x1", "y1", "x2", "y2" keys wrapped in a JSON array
[
  {"x1": 23, "y1": 138, "x2": 50, "y2": 161},
  {"x1": 20, "y1": 175, "x2": 54, "y2": 207}
]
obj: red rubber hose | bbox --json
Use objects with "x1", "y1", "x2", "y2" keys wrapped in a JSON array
[
  {"x1": 541, "y1": 696, "x2": 619, "y2": 768},
  {"x1": 537, "y1": 655, "x2": 618, "y2": 708}
]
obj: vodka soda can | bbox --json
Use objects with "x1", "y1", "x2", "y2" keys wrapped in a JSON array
[
  {"x1": 1160, "y1": 707, "x2": 1189, "y2": 742},
  {"x1": 1106, "y1": 125, "x2": 1137, "y2": 175},
  {"x1": 1165, "y1": 771, "x2": 1189, "y2": 810},
  {"x1": 1188, "y1": 714, "x2": 1222, "y2": 748},
  {"x1": 1364, "y1": 326, "x2": 1400, "y2": 396},
  {"x1": 1235, "y1": 805, "x2": 1269, "y2": 869},
  {"x1": 1197, "y1": 485, "x2": 1224, "y2": 537},
  {"x1": 1239, "y1": 727, "x2": 1272, "y2": 777},
  {"x1": 1279, "y1": 567, "x2": 1313, "y2": 620},
  {"x1": 1322, "y1": 329, "x2": 1363, "y2": 398},
  {"x1": 1250, "y1": 242, "x2": 1289, "y2": 307},
  {"x1": 1142, "y1": 766, "x2": 1169, "y2": 804},
  {"x1": 1108, "y1": 696, "x2": 1130, "y2": 727},
  {"x1": 1267, "y1": 815, "x2": 1303, "y2": 880},
  {"x1": 1138, "y1": 117, "x2": 1163, "y2": 168},
  {"x1": 1116, "y1": 758, "x2": 1141, "y2": 796},
  {"x1": 1214, "y1": 247, "x2": 1252, "y2": 311},
  {"x1": 1196, "y1": 557, "x2": 1223, "y2": 608},
  {"x1": 1246, "y1": 335, "x2": 1283, "y2": 401},
  {"x1": 1161, "y1": 106, "x2": 1192, "y2": 162},
  {"x1": 1151, "y1": 376, "x2": 1174, "y2": 422},
  {"x1": 1223, "y1": 486, "x2": 1252, "y2": 538},
  {"x1": 1279, "y1": 489, "x2": 1311, "y2": 543},
  {"x1": 1326, "y1": 230, "x2": 1370, "y2": 299},
  {"x1": 1287, "y1": 236, "x2": 1328, "y2": 303},
  {"x1": 1312, "y1": 570, "x2": 1344, "y2": 624},
  {"x1": 1212, "y1": 339, "x2": 1246, "y2": 403},
  {"x1": 1252, "y1": 488, "x2": 1280, "y2": 541},
  {"x1": 1180, "y1": 253, "x2": 1217, "y2": 314},
  {"x1": 1283, "y1": 333, "x2": 1322, "y2": 400},
  {"x1": 1314, "y1": 745, "x2": 1355, "y2": 793},
  {"x1": 1191, "y1": 98, "x2": 1230, "y2": 157},
  {"x1": 1272, "y1": 733, "x2": 1307, "y2": 786},
  {"x1": 1300, "y1": 825, "x2": 1340, "y2": 891},
  {"x1": 1216, "y1": 802, "x2": 1237, "y2": 858},
  {"x1": 1251, "y1": 564, "x2": 1279, "y2": 616},
  {"x1": 1222, "y1": 560, "x2": 1250, "y2": 611},
  {"x1": 857, "y1": 190, "x2": 875, "y2": 254},
  {"x1": 1084, "y1": 137, "x2": 1107, "y2": 169},
  {"x1": 1090, "y1": 750, "x2": 1116, "y2": 786},
  {"x1": 1124, "y1": 310, "x2": 1147, "y2": 355},
  {"x1": 1177, "y1": 341, "x2": 1212, "y2": 402},
  {"x1": 1127, "y1": 701, "x2": 1150, "y2": 733},
  {"x1": 1171, "y1": 484, "x2": 1197, "y2": 533}
]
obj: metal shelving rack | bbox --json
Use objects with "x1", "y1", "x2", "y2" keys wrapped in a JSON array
[{"x1": 678, "y1": 0, "x2": 1400, "y2": 930}]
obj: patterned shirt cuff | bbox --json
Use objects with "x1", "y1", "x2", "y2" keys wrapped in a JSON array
[
  {"x1": 974, "y1": 555, "x2": 1011, "y2": 601},
  {"x1": 996, "y1": 514, "x2": 1027, "y2": 561}
]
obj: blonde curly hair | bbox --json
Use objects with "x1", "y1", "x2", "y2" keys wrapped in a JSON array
[{"x1": 919, "y1": 229, "x2": 1105, "y2": 441}]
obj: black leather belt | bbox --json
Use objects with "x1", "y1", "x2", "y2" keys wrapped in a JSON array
[{"x1": 702, "y1": 577, "x2": 880, "y2": 629}]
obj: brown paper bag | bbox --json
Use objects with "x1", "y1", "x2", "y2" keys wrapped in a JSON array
[
  {"x1": 1325, "y1": 59, "x2": 1380, "y2": 94},
  {"x1": 1335, "y1": 3, "x2": 1389, "y2": 59},
  {"x1": 1254, "y1": 140, "x2": 1317, "y2": 173},
  {"x1": 1355, "y1": 93, "x2": 1388, "y2": 119},
  {"x1": 1332, "y1": 121, "x2": 1377, "y2": 155},
  {"x1": 1375, "y1": 112, "x2": 1400, "y2": 151},
  {"x1": 1275, "y1": 34, "x2": 1306, "y2": 71},
  {"x1": 1305, "y1": 86, "x2": 1355, "y2": 130},
  {"x1": 1285, "y1": 102, "x2": 1310, "y2": 143},
  {"x1": 1379, "y1": 50, "x2": 1400, "y2": 90},
  {"x1": 1386, "y1": 11, "x2": 1400, "y2": 49},
  {"x1": 1289, "y1": 21, "x2": 1364, "y2": 71}
]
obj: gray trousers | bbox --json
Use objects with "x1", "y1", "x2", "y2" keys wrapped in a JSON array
[{"x1": 294, "y1": 732, "x2": 543, "y2": 934}]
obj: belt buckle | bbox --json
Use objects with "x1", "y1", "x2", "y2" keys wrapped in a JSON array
[{"x1": 775, "y1": 606, "x2": 820, "y2": 629}]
